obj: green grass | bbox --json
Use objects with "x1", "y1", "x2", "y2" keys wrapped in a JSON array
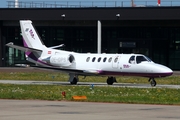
[
  {"x1": 0, "y1": 71, "x2": 180, "y2": 85},
  {"x1": 0, "y1": 84, "x2": 180, "y2": 105},
  {"x1": 0, "y1": 71, "x2": 180, "y2": 105},
  {"x1": 0, "y1": 72, "x2": 68, "y2": 81}
]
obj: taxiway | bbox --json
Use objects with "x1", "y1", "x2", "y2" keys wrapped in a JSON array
[
  {"x1": 0, "y1": 80, "x2": 180, "y2": 89},
  {"x1": 0, "y1": 100, "x2": 180, "y2": 120}
]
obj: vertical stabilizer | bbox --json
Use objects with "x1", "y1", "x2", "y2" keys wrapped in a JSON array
[
  {"x1": 20, "y1": 20, "x2": 47, "y2": 64},
  {"x1": 20, "y1": 20, "x2": 45, "y2": 50}
]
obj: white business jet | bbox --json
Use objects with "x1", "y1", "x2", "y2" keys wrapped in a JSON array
[{"x1": 6, "y1": 20, "x2": 173, "y2": 86}]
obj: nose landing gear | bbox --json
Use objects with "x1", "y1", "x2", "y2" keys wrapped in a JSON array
[{"x1": 148, "y1": 78, "x2": 156, "y2": 87}]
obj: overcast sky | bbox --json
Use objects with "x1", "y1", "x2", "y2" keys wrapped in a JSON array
[{"x1": 0, "y1": 0, "x2": 179, "y2": 8}]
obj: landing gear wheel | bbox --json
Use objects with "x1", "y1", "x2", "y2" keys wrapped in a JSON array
[
  {"x1": 149, "y1": 78, "x2": 156, "y2": 87},
  {"x1": 70, "y1": 77, "x2": 78, "y2": 85},
  {"x1": 107, "y1": 77, "x2": 116, "y2": 85}
]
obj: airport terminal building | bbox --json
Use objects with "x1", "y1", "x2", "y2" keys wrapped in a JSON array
[{"x1": 1, "y1": 1, "x2": 180, "y2": 70}]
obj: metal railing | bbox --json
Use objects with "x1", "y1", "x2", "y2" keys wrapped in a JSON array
[{"x1": 7, "y1": 1, "x2": 180, "y2": 8}]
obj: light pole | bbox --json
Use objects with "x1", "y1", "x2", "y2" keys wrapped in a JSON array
[{"x1": 15, "y1": 0, "x2": 19, "y2": 8}]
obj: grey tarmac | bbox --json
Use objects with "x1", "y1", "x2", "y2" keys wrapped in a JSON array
[
  {"x1": 0, "y1": 100, "x2": 180, "y2": 120},
  {"x1": 0, "y1": 80, "x2": 180, "y2": 89}
]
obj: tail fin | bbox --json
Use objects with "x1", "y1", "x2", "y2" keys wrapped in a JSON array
[
  {"x1": 20, "y1": 20, "x2": 46, "y2": 50},
  {"x1": 20, "y1": 20, "x2": 48, "y2": 64}
]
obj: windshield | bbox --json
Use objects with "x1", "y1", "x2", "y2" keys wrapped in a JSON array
[
  {"x1": 136, "y1": 55, "x2": 150, "y2": 64},
  {"x1": 144, "y1": 56, "x2": 152, "y2": 62},
  {"x1": 129, "y1": 55, "x2": 152, "y2": 64}
]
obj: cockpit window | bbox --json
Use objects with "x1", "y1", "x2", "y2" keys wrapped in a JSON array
[
  {"x1": 136, "y1": 56, "x2": 149, "y2": 64},
  {"x1": 129, "y1": 56, "x2": 135, "y2": 64},
  {"x1": 129, "y1": 55, "x2": 152, "y2": 64},
  {"x1": 145, "y1": 56, "x2": 152, "y2": 62}
]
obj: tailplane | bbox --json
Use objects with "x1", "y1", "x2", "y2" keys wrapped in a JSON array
[{"x1": 6, "y1": 42, "x2": 42, "y2": 54}]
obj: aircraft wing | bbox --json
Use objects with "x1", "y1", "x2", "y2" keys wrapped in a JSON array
[
  {"x1": 31, "y1": 65, "x2": 100, "y2": 76},
  {"x1": 6, "y1": 42, "x2": 42, "y2": 54}
]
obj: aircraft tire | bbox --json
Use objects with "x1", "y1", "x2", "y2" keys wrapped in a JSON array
[
  {"x1": 150, "y1": 79, "x2": 156, "y2": 87},
  {"x1": 70, "y1": 78, "x2": 78, "y2": 85},
  {"x1": 107, "y1": 77, "x2": 114, "y2": 85}
]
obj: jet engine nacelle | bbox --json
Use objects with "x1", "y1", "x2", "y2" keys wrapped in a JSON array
[{"x1": 49, "y1": 54, "x2": 75, "y2": 67}]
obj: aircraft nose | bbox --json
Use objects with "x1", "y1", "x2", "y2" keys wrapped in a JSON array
[
  {"x1": 156, "y1": 64, "x2": 173, "y2": 77},
  {"x1": 164, "y1": 67, "x2": 173, "y2": 76}
]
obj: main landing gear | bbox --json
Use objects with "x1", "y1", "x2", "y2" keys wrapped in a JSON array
[
  {"x1": 148, "y1": 78, "x2": 157, "y2": 87},
  {"x1": 70, "y1": 77, "x2": 78, "y2": 84},
  {"x1": 107, "y1": 77, "x2": 117, "y2": 85},
  {"x1": 70, "y1": 74, "x2": 117, "y2": 85},
  {"x1": 69, "y1": 73, "x2": 78, "y2": 85}
]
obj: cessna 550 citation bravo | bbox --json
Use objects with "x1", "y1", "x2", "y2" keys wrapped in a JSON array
[{"x1": 6, "y1": 20, "x2": 173, "y2": 86}]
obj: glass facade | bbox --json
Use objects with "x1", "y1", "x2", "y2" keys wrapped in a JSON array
[
  {"x1": 2, "y1": 24, "x2": 180, "y2": 70},
  {"x1": 2, "y1": 27, "x2": 25, "y2": 66}
]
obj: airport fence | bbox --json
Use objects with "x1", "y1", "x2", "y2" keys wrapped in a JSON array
[{"x1": 7, "y1": 0, "x2": 180, "y2": 8}]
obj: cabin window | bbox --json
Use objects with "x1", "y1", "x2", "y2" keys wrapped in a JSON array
[
  {"x1": 114, "y1": 57, "x2": 118, "y2": 63},
  {"x1": 129, "y1": 56, "x2": 135, "y2": 64},
  {"x1": 103, "y1": 57, "x2": 107, "y2": 62},
  {"x1": 86, "y1": 57, "x2": 90, "y2": 62},
  {"x1": 98, "y1": 57, "x2": 101, "y2": 62},
  {"x1": 92, "y1": 57, "x2": 96, "y2": 62},
  {"x1": 108, "y1": 57, "x2": 112, "y2": 62}
]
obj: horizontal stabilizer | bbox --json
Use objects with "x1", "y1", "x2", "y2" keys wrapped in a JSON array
[
  {"x1": 15, "y1": 64, "x2": 30, "y2": 67},
  {"x1": 49, "y1": 44, "x2": 65, "y2": 49},
  {"x1": 6, "y1": 42, "x2": 42, "y2": 54}
]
